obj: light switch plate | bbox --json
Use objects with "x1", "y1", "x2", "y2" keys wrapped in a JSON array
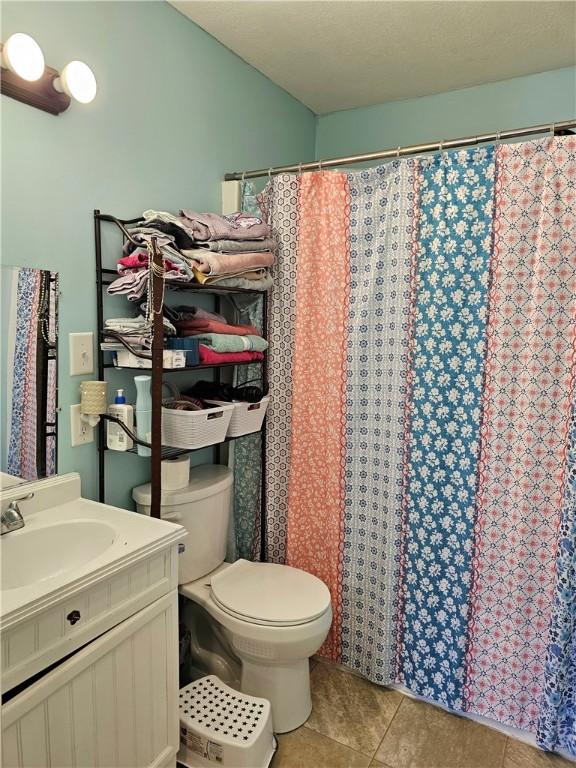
[
  {"x1": 69, "y1": 332, "x2": 94, "y2": 376},
  {"x1": 70, "y1": 404, "x2": 94, "y2": 446}
]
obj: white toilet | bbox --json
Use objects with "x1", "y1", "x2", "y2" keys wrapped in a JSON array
[{"x1": 133, "y1": 465, "x2": 332, "y2": 733}]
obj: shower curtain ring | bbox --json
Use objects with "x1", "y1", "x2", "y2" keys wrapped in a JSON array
[
  {"x1": 495, "y1": 131, "x2": 501, "y2": 145},
  {"x1": 318, "y1": 159, "x2": 323, "y2": 172},
  {"x1": 550, "y1": 122, "x2": 556, "y2": 136},
  {"x1": 298, "y1": 161, "x2": 303, "y2": 176},
  {"x1": 396, "y1": 146, "x2": 401, "y2": 159},
  {"x1": 241, "y1": 170, "x2": 246, "y2": 182},
  {"x1": 268, "y1": 167, "x2": 273, "y2": 179}
]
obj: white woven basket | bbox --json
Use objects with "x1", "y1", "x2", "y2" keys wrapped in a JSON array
[
  {"x1": 204, "y1": 396, "x2": 270, "y2": 438},
  {"x1": 162, "y1": 403, "x2": 234, "y2": 449}
]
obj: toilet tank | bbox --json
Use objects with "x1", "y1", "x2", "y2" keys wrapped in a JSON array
[{"x1": 132, "y1": 464, "x2": 233, "y2": 584}]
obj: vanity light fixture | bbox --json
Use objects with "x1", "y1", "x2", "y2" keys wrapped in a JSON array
[
  {"x1": 1, "y1": 32, "x2": 97, "y2": 115},
  {"x1": 2, "y1": 33, "x2": 44, "y2": 81},
  {"x1": 54, "y1": 60, "x2": 97, "y2": 104}
]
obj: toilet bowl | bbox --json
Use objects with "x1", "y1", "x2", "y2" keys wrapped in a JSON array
[
  {"x1": 133, "y1": 465, "x2": 332, "y2": 734},
  {"x1": 180, "y1": 559, "x2": 332, "y2": 732}
]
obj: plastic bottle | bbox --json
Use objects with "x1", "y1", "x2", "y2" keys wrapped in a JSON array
[
  {"x1": 107, "y1": 389, "x2": 134, "y2": 451},
  {"x1": 134, "y1": 375, "x2": 152, "y2": 457}
]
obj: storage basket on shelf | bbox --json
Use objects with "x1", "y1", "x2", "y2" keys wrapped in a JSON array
[
  {"x1": 162, "y1": 383, "x2": 234, "y2": 450},
  {"x1": 204, "y1": 396, "x2": 270, "y2": 438}
]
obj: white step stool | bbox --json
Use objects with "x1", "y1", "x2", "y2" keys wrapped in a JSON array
[{"x1": 177, "y1": 675, "x2": 277, "y2": 768}]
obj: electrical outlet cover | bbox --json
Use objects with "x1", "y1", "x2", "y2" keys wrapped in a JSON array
[
  {"x1": 69, "y1": 332, "x2": 94, "y2": 376},
  {"x1": 70, "y1": 404, "x2": 94, "y2": 446}
]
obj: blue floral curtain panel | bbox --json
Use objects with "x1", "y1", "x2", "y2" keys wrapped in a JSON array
[
  {"x1": 538, "y1": 395, "x2": 576, "y2": 754},
  {"x1": 398, "y1": 147, "x2": 495, "y2": 710}
]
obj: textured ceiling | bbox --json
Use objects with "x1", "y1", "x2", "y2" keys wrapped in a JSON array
[{"x1": 170, "y1": 0, "x2": 576, "y2": 114}]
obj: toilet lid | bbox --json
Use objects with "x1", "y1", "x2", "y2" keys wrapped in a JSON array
[{"x1": 210, "y1": 560, "x2": 331, "y2": 627}]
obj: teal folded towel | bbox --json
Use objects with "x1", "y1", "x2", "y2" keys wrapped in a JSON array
[{"x1": 191, "y1": 333, "x2": 268, "y2": 353}]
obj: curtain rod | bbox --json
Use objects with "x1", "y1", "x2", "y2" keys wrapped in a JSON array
[{"x1": 224, "y1": 118, "x2": 576, "y2": 180}]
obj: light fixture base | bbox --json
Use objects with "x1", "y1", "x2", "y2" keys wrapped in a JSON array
[{"x1": 1, "y1": 62, "x2": 70, "y2": 115}]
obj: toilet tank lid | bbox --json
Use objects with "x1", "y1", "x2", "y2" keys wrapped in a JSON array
[{"x1": 132, "y1": 464, "x2": 232, "y2": 506}]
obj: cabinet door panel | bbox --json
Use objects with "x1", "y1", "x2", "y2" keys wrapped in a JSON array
[{"x1": 2, "y1": 591, "x2": 178, "y2": 768}]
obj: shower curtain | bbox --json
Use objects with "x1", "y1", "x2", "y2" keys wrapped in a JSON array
[{"x1": 256, "y1": 136, "x2": 576, "y2": 754}]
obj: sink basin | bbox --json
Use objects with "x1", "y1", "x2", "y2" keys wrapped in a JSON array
[{"x1": 1, "y1": 519, "x2": 117, "y2": 590}]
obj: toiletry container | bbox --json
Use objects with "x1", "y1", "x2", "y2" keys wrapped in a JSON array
[
  {"x1": 134, "y1": 375, "x2": 152, "y2": 457},
  {"x1": 107, "y1": 388, "x2": 134, "y2": 451}
]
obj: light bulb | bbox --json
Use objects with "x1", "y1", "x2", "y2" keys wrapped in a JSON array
[
  {"x1": 59, "y1": 60, "x2": 97, "y2": 104},
  {"x1": 2, "y1": 33, "x2": 45, "y2": 81}
]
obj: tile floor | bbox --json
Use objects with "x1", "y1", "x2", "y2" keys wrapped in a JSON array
[{"x1": 271, "y1": 660, "x2": 575, "y2": 768}]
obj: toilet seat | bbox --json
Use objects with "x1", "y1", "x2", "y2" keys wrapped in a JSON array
[{"x1": 210, "y1": 559, "x2": 331, "y2": 627}]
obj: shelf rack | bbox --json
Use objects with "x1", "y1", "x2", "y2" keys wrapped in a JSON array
[{"x1": 94, "y1": 210, "x2": 268, "y2": 528}]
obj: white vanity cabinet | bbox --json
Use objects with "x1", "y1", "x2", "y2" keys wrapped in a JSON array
[
  {"x1": 2, "y1": 591, "x2": 179, "y2": 768},
  {"x1": 1, "y1": 474, "x2": 187, "y2": 768}
]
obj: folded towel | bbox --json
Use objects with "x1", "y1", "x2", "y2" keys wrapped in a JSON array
[
  {"x1": 118, "y1": 249, "x2": 181, "y2": 273},
  {"x1": 182, "y1": 249, "x2": 275, "y2": 276},
  {"x1": 212, "y1": 273, "x2": 273, "y2": 292},
  {"x1": 197, "y1": 238, "x2": 275, "y2": 253},
  {"x1": 107, "y1": 267, "x2": 189, "y2": 301},
  {"x1": 122, "y1": 228, "x2": 176, "y2": 256},
  {"x1": 175, "y1": 318, "x2": 260, "y2": 337},
  {"x1": 191, "y1": 333, "x2": 268, "y2": 353},
  {"x1": 107, "y1": 270, "x2": 149, "y2": 301},
  {"x1": 199, "y1": 345, "x2": 264, "y2": 365},
  {"x1": 191, "y1": 266, "x2": 268, "y2": 285},
  {"x1": 163, "y1": 305, "x2": 227, "y2": 324},
  {"x1": 179, "y1": 210, "x2": 270, "y2": 242}
]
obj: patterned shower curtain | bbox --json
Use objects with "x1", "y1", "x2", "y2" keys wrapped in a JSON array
[
  {"x1": 342, "y1": 161, "x2": 416, "y2": 682},
  {"x1": 256, "y1": 136, "x2": 575, "y2": 754},
  {"x1": 7, "y1": 267, "x2": 42, "y2": 480},
  {"x1": 400, "y1": 146, "x2": 495, "y2": 711},
  {"x1": 465, "y1": 138, "x2": 576, "y2": 733}
]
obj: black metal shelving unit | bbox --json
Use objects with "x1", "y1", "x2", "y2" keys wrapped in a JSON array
[{"x1": 94, "y1": 210, "x2": 268, "y2": 539}]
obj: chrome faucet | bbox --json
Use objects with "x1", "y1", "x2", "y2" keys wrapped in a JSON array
[{"x1": 1, "y1": 492, "x2": 34, "y2": 535}]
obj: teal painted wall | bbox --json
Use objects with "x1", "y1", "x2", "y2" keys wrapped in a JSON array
[
  {"x1": 3, "y1": 1, "x2": 573, "y2": 511},
  {"x1": 1, "y1": 1, "x2": 315, "y2": 508},
  {"x1": 316, "y1": 67, "x2": 576, "y2": 159}
]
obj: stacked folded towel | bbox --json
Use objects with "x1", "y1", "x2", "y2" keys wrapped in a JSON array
[
  {"x1": 171, "y1": 308, "x2": 266, "y2": 365},
  {"x1": 107, "y1": 208, "x2": 274, "y2": 299}
]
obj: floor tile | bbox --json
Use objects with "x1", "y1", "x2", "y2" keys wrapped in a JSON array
[
  {"x1": 503, "y1": 739, "x2": 575, "y2": 768},
  {"x1": 271, "y1": 727, "x2": 371, "y2": 768},
  {"x1": 374, "y1": 697, "x2": 507, "y2": 768},
  {"x1": 305, "y1": 661, "x2": 402, "y2": 756}
]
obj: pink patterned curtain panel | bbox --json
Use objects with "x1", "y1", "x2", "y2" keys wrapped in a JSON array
[{"x1": 465, "y1": 137, "x2": 576, "y2": 731}]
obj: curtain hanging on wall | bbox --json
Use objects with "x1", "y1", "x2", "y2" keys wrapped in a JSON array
[
  {"x1": 400, "y1": 146, "x2": 496, "y2": 711},
  {"x1": 538, "y1": 391, "x2": 576, "y2": 754},
  {"x1": 257, "y1": 175, "x2": 300, "y2": 563},
  {"x1": 465, "y1": 138, "x2": 576, "y2": 732},
  {"x1": 256, "y1": 135, "x2": 576, "y2": 753},
  {"x1": 341, "y1": 161, "x2": 416, "y2": 682},
  {"x1": 285, "y1": 170, "x2": 350, "y2": 660},
  {"x1": 228, "y1": 180, "x2": 266, "y2": 561},
  {"x1": 7, "y1": 267, "x2": 42, "y2": 480}
]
